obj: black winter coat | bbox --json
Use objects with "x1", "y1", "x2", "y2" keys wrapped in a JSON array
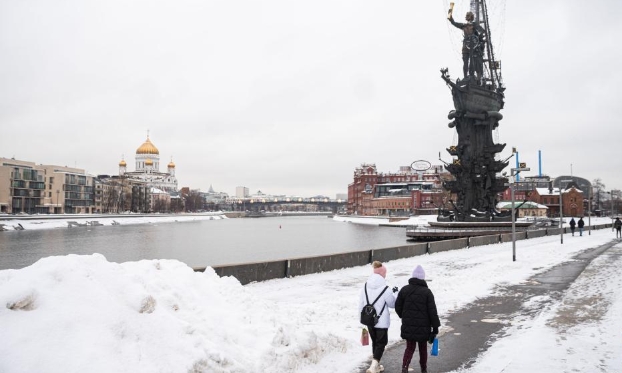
[{"x1": 395, "y1": 278, "x2": 441, "y2": 342}]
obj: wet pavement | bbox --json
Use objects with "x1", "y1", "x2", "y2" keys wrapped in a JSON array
[{"x1": 357, "y1": 240, "x2": 619, "y2": 373}]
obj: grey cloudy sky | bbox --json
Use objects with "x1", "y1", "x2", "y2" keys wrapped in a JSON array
[{"x1": 1, "y1": 0, "x2": 620, "y2": 198}]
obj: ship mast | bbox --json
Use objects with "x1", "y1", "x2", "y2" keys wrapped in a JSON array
[{"x1": 471, "y1": 0, "x2": 503, "y2": 90}]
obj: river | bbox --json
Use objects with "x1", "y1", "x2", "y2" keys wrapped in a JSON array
[{"x1": 0, "y1": 216, "x2": 409, "y2": 270}]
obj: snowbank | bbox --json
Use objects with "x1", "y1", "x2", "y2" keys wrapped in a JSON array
[
  {"x1": 0, "y1": 213, "x2": 227, "y2": 231},
  {"x1": 0, "y1": 254, "x2": 346, "y2": 373}
]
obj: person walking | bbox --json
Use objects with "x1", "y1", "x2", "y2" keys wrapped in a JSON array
[
  {"x1": 359, "y1": 261, "x2": 397, "y2": 373},
  {"x1": 569, "y1": 218, "x2": 576, "y2": 236},
  {"x1": 578, "y1": 217, "x2": 585, "y2": 236},
  {"x1": 614, "y1": 217, "x2": 622, "y2": 239},
  {"x1": 395, "y1": 265, "x2": 441, "y2": 373}
]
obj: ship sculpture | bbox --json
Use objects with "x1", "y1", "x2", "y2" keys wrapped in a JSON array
[{"x1": 439, "y1": 0, "x2": 511, "y2": 222}]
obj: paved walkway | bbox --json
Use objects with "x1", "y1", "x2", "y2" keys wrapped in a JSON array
[{"x1": 357, "y1": 240, "x2": 619, "y2": 373}]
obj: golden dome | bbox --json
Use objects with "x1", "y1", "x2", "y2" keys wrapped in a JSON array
[
  {"x1": 119, "y1": 159, "x2": 127, "y2": 167},
  {"x1": 136, "y1": 137, "x2": 159, "y2": 155},
  {"x1": 145, "y1": 158, "x2": 154, "y2": 166},
  {"x1": 167, "y1": 160, "x2": 175, "y2": 168}
]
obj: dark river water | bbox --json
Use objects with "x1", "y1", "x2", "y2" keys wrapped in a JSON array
[{"x1": 0, "y1": 216, "x2": 409, "y2": 270}]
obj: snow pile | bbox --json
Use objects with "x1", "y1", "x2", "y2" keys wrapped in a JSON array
[{"x1": 0, "y1": 254, "x2": 347, "y2": 373}]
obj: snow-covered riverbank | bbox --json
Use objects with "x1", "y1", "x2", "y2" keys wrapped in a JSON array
[{"x1": 0, "y1": 213, "x2": 227, "y2": 232}]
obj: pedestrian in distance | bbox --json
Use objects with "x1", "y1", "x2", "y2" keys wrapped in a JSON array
[
  {"x1": 395, "y1": 265, "x2": 441, "y2": 373},
  {"x1": 359, "y1": 261, "x2": 397, "y2": 373},
  {"x1": 614, "y1": 217, "x2": 622, "y2": 239},
  {"x1": 569, "y1": 218, "x2": 576, "y2": 236},
  {"x1": 578, "y1": 217, "x2": 585, "y2": 236}
]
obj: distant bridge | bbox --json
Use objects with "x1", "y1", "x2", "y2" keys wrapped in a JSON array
[{"x1": 226, "y1": 197, "x2": 347, "y2": 213}]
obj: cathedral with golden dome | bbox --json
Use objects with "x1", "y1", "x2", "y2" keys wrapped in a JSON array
[{"x1": 118, "y1": 135, "x2": 178, "y2": 192}]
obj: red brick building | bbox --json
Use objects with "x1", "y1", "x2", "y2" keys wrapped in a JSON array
[
  {"x1": 528, "y1": 186, "x2": 585, "y2": 217},
  {"x1": 347, "y1": 164, "x2": 452, "y2": 216},
  {"x1": 500, "y1": 180, "x2": 586, "y2": 218}
]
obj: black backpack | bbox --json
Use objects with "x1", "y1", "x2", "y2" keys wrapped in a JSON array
[{"x1": 360, "y1": 284, "x2": 388, "y2": 327}]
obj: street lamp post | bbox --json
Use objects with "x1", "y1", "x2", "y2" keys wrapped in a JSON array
[
  {"x1": 587, "y1": 185, "x2": 594, "y2": 235},
  {"x1": 510, "y1": 177, "x2": 516, "y2": 261},
  {"x1": 56, "y1": 190, "x2": 60, "y2": 214},
  {"x1": 510, "y1": 165, "x2": 530, "y2": 262},
  {"x1": 559, "y1": 186, "x2": 563, "y2": 244}
]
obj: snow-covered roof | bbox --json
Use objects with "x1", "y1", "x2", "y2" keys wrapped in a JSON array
[{"x1": 535, "y1": 187, "x2": 582, "y2": 196}]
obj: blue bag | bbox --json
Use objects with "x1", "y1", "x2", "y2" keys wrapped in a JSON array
[{"x1": 430, "y1": 337, "x2": 439, "y2": 356}]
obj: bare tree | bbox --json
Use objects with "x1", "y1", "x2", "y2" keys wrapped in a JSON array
[
  {"x1": 103, "y1": 185, "x2": 118, "y2": 213},
  {"x1": 122, "y1": 190, "x2": 132, "y2": 212},
  {"x1": 593, "y1": 178, "x2": 606, "y2": 212},
  {"x1": 153, "y1": 198, "x2": 168, "y2": 213},
  {"x1": 100, "y1": 180, "x2": 123, "y2": 213},
  {"x1": 184, "y1": 191, "x2": 204, "y2": 212},
  {"x1": 170, "y1": 197, "x2": 184, "y2": 213}
]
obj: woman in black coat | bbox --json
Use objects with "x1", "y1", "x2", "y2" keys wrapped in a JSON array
[{"x1": 395, "y1": 265, "x2": 441, "y2": 373}]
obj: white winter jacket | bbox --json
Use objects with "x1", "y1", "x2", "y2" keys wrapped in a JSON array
[{"x1": 358, "y1": 273, "x2": 396, "y2": 329}]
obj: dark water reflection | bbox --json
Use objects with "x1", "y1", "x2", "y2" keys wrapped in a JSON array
[{"x1": 0, "y1": 216, "x2": 408, "y2": 270}]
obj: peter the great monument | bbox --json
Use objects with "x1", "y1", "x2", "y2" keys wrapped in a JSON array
[
  {"x1": 408, "y1": 0, "x2": 529, "y2": 239},
  {"x1": 438, "y1": 0, "x2": 511, "y2": 223}
]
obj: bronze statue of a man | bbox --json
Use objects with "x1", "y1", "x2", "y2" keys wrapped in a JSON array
[{"x1": 448, "y1": 11, "x2": 485, "y2": 80}]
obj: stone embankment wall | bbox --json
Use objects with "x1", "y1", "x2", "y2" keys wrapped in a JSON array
[{"x1": 194, "y1": 223, "x2": 614, "y2": 285}]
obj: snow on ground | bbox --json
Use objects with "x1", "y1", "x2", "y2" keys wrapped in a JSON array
[
  {"x1": 333, "y1": 214, "x2": 610, "y2": 227},
  {"x1": 0, "y1": 216, "x2": 620, "y2": 373},
  {"x1": 333, "y1": 214, "x2": 438, "y2": 226},
  {"x1": 455, "y1": 240, "x2": 622, "y2": 373},
  {"x1": 0, "y1": 212, "x2": 227, "y2": 231}
]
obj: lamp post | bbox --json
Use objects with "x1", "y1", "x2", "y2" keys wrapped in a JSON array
[
  {"x1": 510, "y1": 177, "x2": 516, "y2": 260},
  {"x1": 588, "y1": 192, "x2": 592, "y2": 236},
  {"x1": 559, "y1": 186, "x2": 563, "y2": 244},
  {"x1": 510, "y1": 165, "x2": 530, "y2": 262},
  {"x1": 56, "y1": 190, "x2": 60, "y2": 214}
]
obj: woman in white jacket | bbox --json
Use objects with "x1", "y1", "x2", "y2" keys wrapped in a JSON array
[{"x1": 359, "y1": 261, "x2": 397, "y2": 373}]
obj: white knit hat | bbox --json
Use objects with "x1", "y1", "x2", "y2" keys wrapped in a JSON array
[{"x1": 412, "y1": 265, "x2": 425, "y2": 280}]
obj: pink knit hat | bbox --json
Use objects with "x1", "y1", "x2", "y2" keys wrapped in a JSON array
[{"x1": 372, "y1": 261, "x2": 387, "y2": 278}]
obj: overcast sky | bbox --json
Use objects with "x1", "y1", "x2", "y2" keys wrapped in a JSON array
[{"x1": 1, "y1": 0, "x2": 620, "y2": 198}]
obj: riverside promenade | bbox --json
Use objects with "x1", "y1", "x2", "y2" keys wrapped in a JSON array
[{"x1": 357, "y1": 239, "x2": 621, "y2": 373}]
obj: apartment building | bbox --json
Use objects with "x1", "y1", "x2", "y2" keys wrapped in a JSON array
[{"x1": 0, "y1": 157, "x2": 95, "y2": 214}]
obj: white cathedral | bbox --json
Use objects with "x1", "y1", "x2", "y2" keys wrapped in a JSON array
[{"x1": 118, "y1": 135, "x2": 179, "y2": 192}]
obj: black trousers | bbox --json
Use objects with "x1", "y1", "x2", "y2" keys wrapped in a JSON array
[
  {"x1": 368, "y1": 327, "x2": 388, "y2": 361},
  {"x1": 403, "y1": 340, "x2": 428, "y2": 371}
]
